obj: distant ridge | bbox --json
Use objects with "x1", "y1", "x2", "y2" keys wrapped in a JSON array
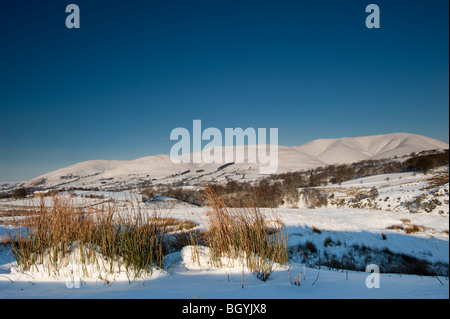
[
  {"x1": 3, "y1": 133, "x2": 448, "y2": 190},
  {"x1": 292, "y1": 133, "x2": 449, "y2": 164}
]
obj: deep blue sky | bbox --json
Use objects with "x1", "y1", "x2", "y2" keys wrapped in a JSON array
[{"x1": 0, "y1": 0, "x2": 448, "y2": 182}]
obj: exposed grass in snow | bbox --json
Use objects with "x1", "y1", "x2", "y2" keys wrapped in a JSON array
[
  {"x1": 4, "y1": 196, "x2": 197, "y2": 282},
  {"x1": 202, "y1": 186, "x2": 289, "y2": 281},
  {"x1": 2, "y1": 189, "x2": 290, "y2": 284}
]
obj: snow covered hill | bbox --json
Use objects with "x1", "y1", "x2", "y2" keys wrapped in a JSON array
[
  {"x1": 2, "y1": 133, "x2": 448, "y2": 191},
  {"x1": 293, "y1": 133, "x2": 449, "y2": 164}
]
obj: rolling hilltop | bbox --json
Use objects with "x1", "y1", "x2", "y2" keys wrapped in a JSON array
[{"x1": 2, "y1": 132, "x2": 448, "y2": 191}]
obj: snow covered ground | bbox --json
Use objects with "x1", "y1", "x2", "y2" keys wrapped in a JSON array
[
  {"x1": 0, "y1": 169, "x2": 448, "y2": 299},
  {"x1": 0, "y1": 210, "x2": 448, "y2": 299},
  {"x1": 0, "y1": 244, "x2": 448, "y2": 299}
]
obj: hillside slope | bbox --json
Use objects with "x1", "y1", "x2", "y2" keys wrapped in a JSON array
[{"x1": 2, "y1": 133, "x2": 448, "y2": 191}]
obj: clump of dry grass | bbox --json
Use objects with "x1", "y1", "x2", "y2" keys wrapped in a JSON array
[
  {"x1": 201, "y1": 186, "x2": 288, "y2": 281},
  {"x1": 386, "y1": 219, "x2": 427, "y2": 235},
  {"x1": 404, "y1": 224, "x2": 425, "y2": 234},
  {"x1": 6, "y1": 195, "x2": 195, "y2": 280},
  {"x1": 5, "y1": 188, "x2": 289, "y2": 282},
  {"x1": 386, "y1": 224, "x2": 404, "y2": 231}
]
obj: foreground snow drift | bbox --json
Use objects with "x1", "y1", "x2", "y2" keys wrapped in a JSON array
[{"x1": 0, "y1": 245, "x2": 447, "y2": 299}]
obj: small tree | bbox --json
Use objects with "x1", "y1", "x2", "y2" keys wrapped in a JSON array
[
  {"x1": 368, "y1": 187, "x2": 379, "y2": 198},
  {"x1": 141, "y1": 187, "x2": 155, "y2": 202},
  {"x1": 415, "y1": 157, "x2": 435, "y2": 175},
  {"x1": 12, "y1": 187, "x2": 28, "y2": 199}
]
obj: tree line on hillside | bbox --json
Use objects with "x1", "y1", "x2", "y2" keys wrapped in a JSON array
[
  {"x1": 0, "y1": 187, "x2": 30, "y2": 199},
  {"x1": 139, "y1": 149, "x2": 448, "y2": 208},
  {"x1": 3, "y1": 149, "x2": 448, "y2": 208}
]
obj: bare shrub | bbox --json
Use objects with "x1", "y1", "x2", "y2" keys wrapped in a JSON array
[{"x1": 301, "y1": 188, "x2": 328, "y2": 208}]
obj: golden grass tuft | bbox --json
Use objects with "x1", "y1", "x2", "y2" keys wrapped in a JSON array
[
  {"x1": 6, "y1": 195, "x2": 195, "y2": 280},
  {"x1": 201, "y1": 186, "x2": 288, "y2": 280}
]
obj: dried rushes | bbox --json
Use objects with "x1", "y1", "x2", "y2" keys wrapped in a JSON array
[
  {"x1": 201, "y1": 186, "x2": 288, "y2": 281},
  {"x1": 6, "y1": 195, "x2": 185, "y2": 281},
  {"x1": 5, "y1": 188, "x2": 287, "y2": 282},
  {"x1": 9, "y1": 196, "x2": 95, "y2": 273}
]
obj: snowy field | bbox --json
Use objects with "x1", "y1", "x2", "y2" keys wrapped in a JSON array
[
  {"x1": 0, "y1": 207, "x2": 448, "y2": 299},
  {"x1": 0, "y1": 244, "x2": 448, "y2": 299},
  {"x1": 0, "y1": 170, "x2": 448, "y2": 300}
]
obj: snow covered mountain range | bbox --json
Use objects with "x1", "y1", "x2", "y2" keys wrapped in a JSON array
[{"x1": 2, "y1": 133, "x2": 448, "y2": 191}]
